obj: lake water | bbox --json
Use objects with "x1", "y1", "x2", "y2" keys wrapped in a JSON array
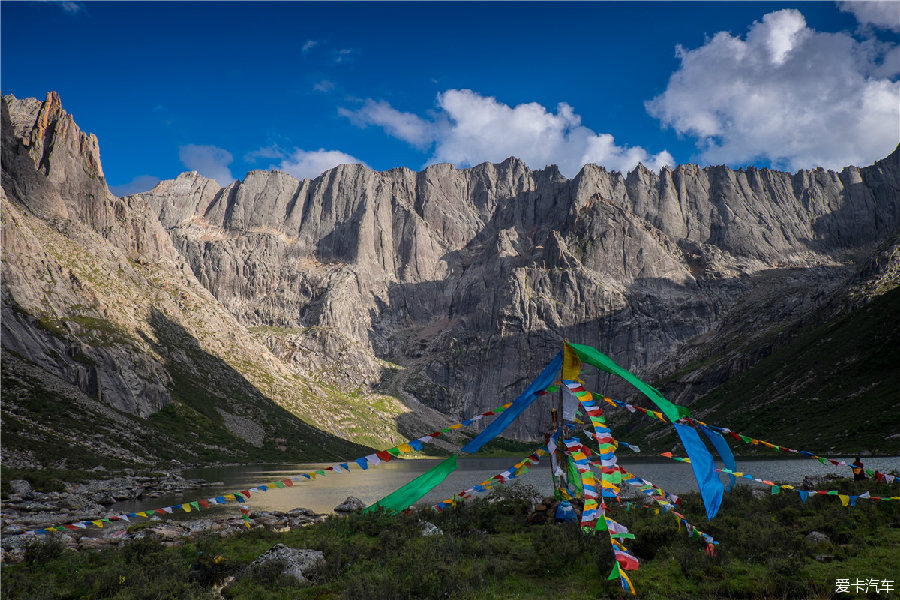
[{"x1": 110, "y1": 455, "x2": 900, "y2": 517}]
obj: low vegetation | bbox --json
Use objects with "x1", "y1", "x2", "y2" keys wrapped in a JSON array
[
  {"x1": 4, "y1": 477, "x2": 899, "y2": 599},
  {"x1": 632, "y1": 286, "x2": 900, "y2": 455}
]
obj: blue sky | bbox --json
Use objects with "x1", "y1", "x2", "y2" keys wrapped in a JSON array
[{"x1": 2, "y1": 1, "x2": 898, "y2": 195}]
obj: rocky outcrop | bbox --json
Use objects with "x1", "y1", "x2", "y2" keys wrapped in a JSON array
[
  {"x1": 1, "y1": 92, "x2": 436, "y2": 471},
  {"x1": 3, "y1": 90, "x2": 898, "y2": 453},
  {"x1": 135, "y1": 139, "x2": 900, "y2": 438},
  {"x1": 248, "y1": 544, "x2": 325, "y2": 584}
]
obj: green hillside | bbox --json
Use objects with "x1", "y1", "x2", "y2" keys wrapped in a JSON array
[{"x1": 622, "y1": 287, "x2": 900, "y2": 456}]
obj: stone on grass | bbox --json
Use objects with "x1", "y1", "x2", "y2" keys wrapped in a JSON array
[
  {"x1": 333, "y1": 496, "x2": 365, "y2": 514},
  {"x1": 9, "y1": 480, "x2": 32, "y2": 495},
  {"x1": 419, "y1": 521, "x2": 442, "y2": 536},
  {"x1": 805, "y1": 531, "x2": 830, "y2": 544},
  {"x1": 250, "y1": 544, "x2": 325, "y2": 584}
]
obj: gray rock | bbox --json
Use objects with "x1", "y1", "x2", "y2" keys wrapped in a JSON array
[
  {"x1": 9, "y1": 480, "x2": 32, "y2": 495},
  {"x1": 333, "y1": 496, "x2": 365, "y2": 514},
  {"x1": 249, "y1": 544, "x2": 324, "y2": 584},
  {"x1": 419, "y1": 521, "x2": 442, "y2": 536},
  {"x1": 805, "y1": 531, "x2": 830, "y2": 544}
]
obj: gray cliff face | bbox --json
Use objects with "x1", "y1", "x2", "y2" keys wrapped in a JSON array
[
  {"x1": 136, "y1": 141, "x2": 900, "y2": 439},
  {"x1": 1, "y1": 93, "x2": 176, "y2": 417},
  {"x1": 4, "y1": 90, "x2": 898, "y2": 448},
  {"x1": 1, "y1": 92, "x2": 457, "y2": 459}
]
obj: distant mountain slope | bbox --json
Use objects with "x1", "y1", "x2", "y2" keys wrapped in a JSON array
[
  {"x1": 134, "y1": 117, "x2": 899, "y2": 441},
  {"x1": 1, "y1": 92, "x2": 459, "y2": 477},
  {"x1": 619, "y1": 238, "x2": 900, "y2": 454},
  {"x1": 3, "y1": 91, "x2": 898, "y2": 469}
]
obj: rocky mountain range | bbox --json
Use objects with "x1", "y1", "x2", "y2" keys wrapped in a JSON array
[{"x1": 2, "y1": 91, "x2": 899, "y2": 476}]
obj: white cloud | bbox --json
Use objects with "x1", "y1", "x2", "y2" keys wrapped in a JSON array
[
  {"x1": 838, "y1": 1, "x2": 900, "y2": 32},
  {"x1": 338, "y1": 100, "x2": 434, "y2": 149},
  {"x1": 313, "y1": 79, "x2": 336, "y2": 93},
  {"x1": 273, "y1": 148, "x2": 367, "y2": 180},
  {"x1": 244, "y1": 145, "x2": 286, "y2": 162},
  {"x1": 178, "y1": 144, "x2": 235, "y2": 186},
  {"x1": 59, "y1": 1, "x2": 84, "y2": 14},
  {"x1": 646, "y1": 9, "x2": 900, "y2": 170},
  {"x1": 341, "y1": 90, "x2": 672, "y2": 176},
  {"x1": 302, "y1": 40, "x2": 318, "y2": 53},
  {"x1": 109, "y1": 175, "x2": 160, "y2": 197},
  {"x1": 333, "y1": 48, "x2": 358, "y2": 64}
]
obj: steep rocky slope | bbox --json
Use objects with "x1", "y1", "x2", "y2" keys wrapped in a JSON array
[
  {"x1": 624, "y1": 236, "x2": 900, "y2": 454},
  {"x1": 3, "y1": 91, "x2": 898, "y2": 464},
  {"x1": 1, "y1": 93, "x2": 457, "y2": 476},
  {"x1": 134, "y1": 135, "x2": 900, "y2": 440}
]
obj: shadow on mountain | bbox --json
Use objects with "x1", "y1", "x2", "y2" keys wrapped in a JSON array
[
  {"x1": 378, "y1": 245, "x2": 871, "y2": 451},
  {"x1": 804, "y1": 150, "x2": 900, "y2": 253},
  {"x1": 144, "y1": 307, "x2": 370, "y2": 463}
]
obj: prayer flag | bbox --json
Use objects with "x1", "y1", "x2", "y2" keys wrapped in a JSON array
[
  {"x1": 366, "y1": 455, "x2": 458, "y2": 514},
  {"x1": 570, "y1": 343, "x2": 690, "y2": 422},
  {"x1": 461, "y1": 352, "x2": 563, "y2": 453},
  {"x1": 674, "y1": 423, "x2": 724, "y2": 520}
]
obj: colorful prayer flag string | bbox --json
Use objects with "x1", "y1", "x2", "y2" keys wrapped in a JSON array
[
  {"x1": 18, "y1": 399, "x2": 525, "y2": 537},
  {"x1": 651, "y1": 452, "x2": 900, "y2": 505},
  {"x1": 601, "y1": 396, "x2": 898, "y2": 486},
  {"x1": 430, "y1": 448, "x2": 548, "y2": 511}
]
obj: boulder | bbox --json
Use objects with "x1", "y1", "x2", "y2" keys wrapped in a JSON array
[
  {"x1": 805, "y1": 531, "x2": 830, "y2": 544},
  {"x1": 333, "y1": 496, "x2": 365, "y2": 514},
  {"x1": 9, "y1": 480, "x2": 32, "y2": 495},
  {"x1": 419, "y1": 521, "x2": 442, "y2": 536},
  {"x1": 249, "y1": 544, "x2": 325, "y2": 584}
]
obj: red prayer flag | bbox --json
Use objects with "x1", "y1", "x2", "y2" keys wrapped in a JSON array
[
  {"x1": 614, "y1": 550, "x2": 640, "y2": 570},
  {"x1": 376, "y1": 451, "x2": 393, "y2": 462}
]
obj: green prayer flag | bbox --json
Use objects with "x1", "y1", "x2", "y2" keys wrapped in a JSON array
[
  {"x1": 547, "y1": 385, "x2": 559, "y2": 393},
  {"x1": 274, "y1": 481, "x2": 286, "y2": 489},
  {"x1": 567, "y1": 456, "x2": 583, "y2": 494},
  {"x1": 569, "y1": 343, "x2": 690, "y2": 422},
  {"x1": 608, "y1": 562, "x2": 621, "y2": 581},
  {"x1": 365, "y1": 455, "x2": 458, "y2": 514},
  {"x1": 387, "y1": 448, "x2": 402, "y2": 457},
  {"x1": 604, "y1": 470, "x2": 625, "y2": 484},
  {"x1": 771, "y1": 486, "x2": 780, "y2": 495},
  {"x1": 611, "y1": 532, "x2": 636, "y2": 539}
]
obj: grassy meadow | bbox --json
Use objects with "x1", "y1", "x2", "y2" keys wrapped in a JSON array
[{"x1": 3, "y1": 475, "x2": 899, "y2": 600}]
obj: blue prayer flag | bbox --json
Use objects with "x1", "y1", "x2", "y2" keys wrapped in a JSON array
[{"x1": 674, "y1": 423, "x2": 724, "y2": 520}]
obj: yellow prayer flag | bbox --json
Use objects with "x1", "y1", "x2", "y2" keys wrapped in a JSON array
[
  {"x1": 839, "y1": 495, "x2": 850, "y2": 507},
  {"x1": 449, "y1": 423, "x2": 463, "y2": 430},
  {"x1": 182, "y1": 504, "x2": 191, "y2": 512},
  {"x1": 398, "y1": 443, "x2": 414, "y2": 453},
  {"x1": 224, "y1": 494, "x2": 236, "y2": 501},
  {"x1": 562, "y1": 341, "x2": 582, "y2": 382},
  {"x1": 136, "y1": 512, "x2": 147, "y2": 518},
  {"x1": 92, "y1": 520, "x2": 103, "y2": 528}
]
